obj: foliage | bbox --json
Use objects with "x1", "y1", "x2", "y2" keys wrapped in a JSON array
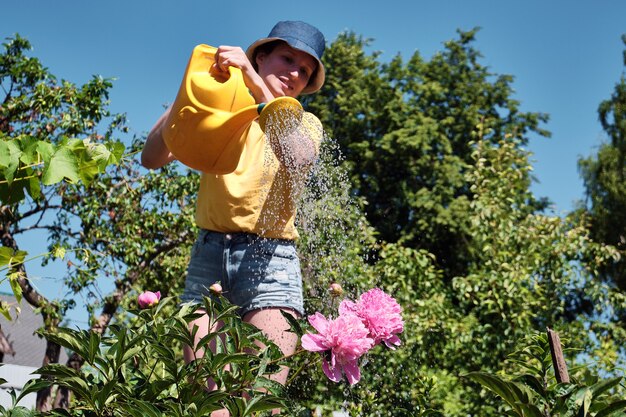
[
  {"x1": 313, "y1": 135, "x2": 623, "y2": 417},
  {"x1": 296, "y1": 131, "x2": 378, "y2": 309},
  {"x1": 13, "y1": 296, "x2": 287, "y2": 417},
  {"x1": 0, "y1": 34, "x2": 125, "y2": 205},
  {"x1": 305, "y1": 29, "x2": 551, "y2": 279},
  {"x1": 2, "y1": 29, "x2": 626, "y2": 417},
  {"x1": 0, "y1": 33, "x2": 126, "y2": 302},
  {"x1": 292, "y1": 30, "x2": 626, "y2": 417},
  {"x1": 578, "y1": 34, "x2": 626, "y2": 296},
  {"x1": 289, "y1": 129, "x2": 624, "y2": 416},
  {"x1": 467, "y1": 332, "x2": 626, "y2": 417},
  {"x1": 47, "y1": 139, "x2": 197, "y2": 320},
  {"x1": 0, "y1": 379, "x2": 34, "y2": 417},
  {"x1": 0, "y1": 32, "x2": 125, "y2": 409}
]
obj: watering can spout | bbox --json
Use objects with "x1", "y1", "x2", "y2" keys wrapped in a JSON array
[{"x1": 161, "y1": 44, "x2": 304, "y2": 174}]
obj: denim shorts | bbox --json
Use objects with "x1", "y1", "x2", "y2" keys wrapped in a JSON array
[{"x1": 180, "y1": 229, "x2": 304, "y2": 316}]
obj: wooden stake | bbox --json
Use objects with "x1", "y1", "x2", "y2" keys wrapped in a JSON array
[{"x1": 547, "y1": 327, "x2": 570, "y2": 383}]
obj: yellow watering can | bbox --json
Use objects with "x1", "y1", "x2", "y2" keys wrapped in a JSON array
[{"x1": 162, "y1": 44, "x2": 304, "y2": 174}]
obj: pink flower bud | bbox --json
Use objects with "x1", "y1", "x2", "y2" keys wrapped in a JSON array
[
  {"x1": 328, "y1": 283, "x2": 343, "y2": 297},
  {"x1": 209, "y1": 282, "x2": 223, "y2": 295},
  {"x1": 137, "y1": 291, "x2": 161, "y2": 309}
]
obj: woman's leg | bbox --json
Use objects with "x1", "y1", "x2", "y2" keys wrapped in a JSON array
[
  {"x1": 184, "y1": 308, "x2": 298, "y2": 416},
  {"x1": 244, "y1": 307, "x2": 300, "y2": 415},
  {"x1": 181, "y1": 230, "x2": 230, "y2": 414},
  {"x1": 184, "y1": 311, "x2": 229, "y2": 417},
  {"x1": 243, "y1": 307, "x2": 300, "y2": 384}
]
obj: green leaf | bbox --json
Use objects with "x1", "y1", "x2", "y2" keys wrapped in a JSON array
[
  {"x1": 123, "y1": 399, "x2": 163, "y2": 417},
  {"x1": 77, "y1": 154, "x2": 101, "y2": 184},
  {"x1": 0, "y1": 301, "x2": 11, "y2": 321},
  {"x1": 0, "y1": 247, "x2": 28, "y2": 269},
  {"x1": 0, "y1": 180, "x2": 26, "y2": 204},
  {"x1": 109, "y1": 140, "x2": 126, "y2": 164},
  {"x1": 212, "y1": 303, "x2": 241, "y2": 323},
  {"x1": 212, "y1": 352, "x2": 254, "y2": 368},
  {"x1": 514, "y1": 374, "x2": 546, "y2": 397},
  {"x1": 51, "y1": 245, "x2": 66, "y2": 260},
  {"x1": 59, "y1": 376, "x2": 92, "y2": 401},
  {"x1": 36, "y1": 141, "x2": 54, "y2": 162},
  {"x1": 253, "y1": 375, "x2": 284, "y2": 396},
  {"x1": 0, "y1": 141, "x2": 10, "y2": 170},
  {"x1": 42, "y1": 328, "x2": 90, "y2": 359},
  {"x1": 280, "y1": 309, "x2": 304, "y2": 337},
  {"x1": 42, "y1": 145, "x2": 80, "y2": 185},
  {"x1": 26, "y1": 169, "x2": 42, "y2": 200},
  {"x1": 150, "y1": 344, "x2": 176, "y2": 361},
  {"x1": 9, "y1": 272, "x2": 23, "y2": 304},
  {"x1": 93, "y1": 379, "x2": 118, "y2": 410},
  {"x1": 243, "y1": 395, "x2": 285, "y2": 414},
  {"x1": 195, "y1": 332, "x2": 220, "y2": 354},
  {"x1": 515, "y1": 403, "x2": 545, "y2": 417},
  {"x1": 590, "y1": 376, "x2": 622, "y2": 398},
  {"x1": 4, "y1": 406, "x2": 33, "y2": 417},
  {"x1": 563, "y1": 387, "x2": 592, "y2": 417},
  {"x1": 17, "y1": 378, "x2": 54, "y2": 403},
  {"x1": 88, "y1": 142, "x2": 112, "y2": 169},
  {"x1": 17, "y1": 135, "x2": 40, "y2": 166},
  {"x1": 87, "y1": 330, "x2": 101, "y2": 364},
  {"x1": 581, "y1": 388, "x2": 593, "y2": 417},
  {"x1": 225, "y1": 397, "x2": 246, "y2": 416},
  {"x1": 0, "y1": 139, "x2": 22, "y2": 183},
  {"x1": 595, "y1": 400, "x2": 626, "y2": 417},
  {"x1": 119, "y1": 344, "x2": 144, "y2": 365},
  {"x1": 465, "y1": 372, "x2": 527, "y2": 411},
  {"x1": 36, "y1": 364, "x2": 83, "y2": 380},
  {"x1": 154, "y1": 295, "x2": 176, "y2": 315}
]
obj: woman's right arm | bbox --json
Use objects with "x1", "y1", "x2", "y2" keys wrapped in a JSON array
[
  {"x1": 141, "y1": 106, "x2": 177, "y2": 169},
  {"x1": 214, "y1": 46, "x2": 275, "y2": 104}
]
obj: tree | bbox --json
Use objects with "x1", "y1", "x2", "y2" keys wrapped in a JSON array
[
  {"x1": 0, "y1": 34, "x2": 125, "y2": 410},
  {"x1": 291, "y1": 31, "x2": 626, "y2": 417},
  {"x1": 305, "y1": 29, "x2": 551, "y2": 279},
  {"x1": 48, "y1": 140, "x2": 197, "y2": 376},
  {"x1": 578, "y1": 34, "x2": 626, "y2": 294},
  {"x1": 288, "y1": 135, "x2": 625, "y2": 417}
]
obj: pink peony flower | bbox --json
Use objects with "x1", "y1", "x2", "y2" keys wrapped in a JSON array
[
  {"x1": 209, "y1": 282, "x2": 223, "y2": 295},
  {"x1": 137, "y1": 290, "x2": 161, "y2": 309},
  {"x1": 328, "y1": 282, "x2": 343, "y2": 297},
  {"x1": 301, "y1": 312, "x2": 374, "y2": 385},
  {"x1": 339, "y1": 288, "x2": 404, "y2": 349}
]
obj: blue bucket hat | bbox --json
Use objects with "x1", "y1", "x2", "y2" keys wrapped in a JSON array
[{"x1": 246, "y1": 21, "x2": 326, "y2": 94}]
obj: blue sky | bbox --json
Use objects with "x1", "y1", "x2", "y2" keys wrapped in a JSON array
[
  {"x1": 4, "y1": 0, "x2": 625, "y2": 212},
  {"x1": 3, "y1": 0, "x2": 626, "y2": 324}
]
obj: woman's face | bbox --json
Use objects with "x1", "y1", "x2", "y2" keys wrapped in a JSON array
[{"x1": 256, "y1": 43, "x2": 318, "y2": 98}]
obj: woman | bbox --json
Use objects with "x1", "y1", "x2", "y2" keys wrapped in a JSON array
[{"x1": 141, "y1": 21, "x2": 326, "y2": 416}]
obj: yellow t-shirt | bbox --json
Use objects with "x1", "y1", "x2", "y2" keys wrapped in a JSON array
[{"x1": 195, "y1": 114, "x2": 322, "y2": 240}]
